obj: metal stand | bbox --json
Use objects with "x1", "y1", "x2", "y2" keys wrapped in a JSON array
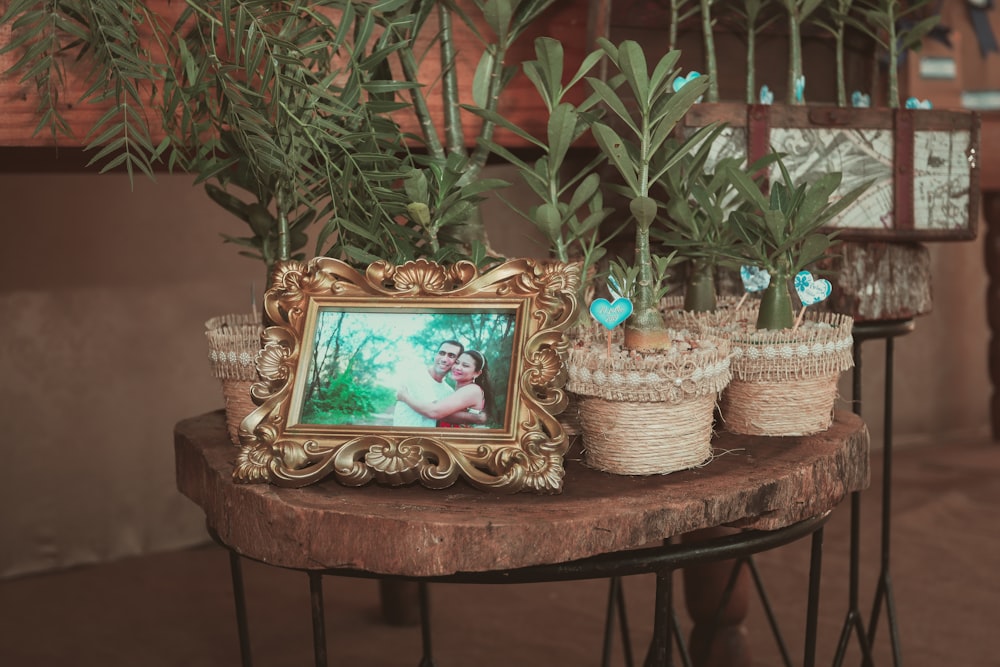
[
  {"x1": 602, "y1": 544, "x2": 813, "y2": 667},
  {"x1": 833, "y1": 319, "x2": 914, "y2": 667},
  {"x1": 211, "y1": 513, "x2": 831, "y2": 667}
]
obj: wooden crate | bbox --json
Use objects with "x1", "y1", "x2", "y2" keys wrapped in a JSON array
[{"x1": 683, "y1": 102, "x2": 981, "y2": 241}]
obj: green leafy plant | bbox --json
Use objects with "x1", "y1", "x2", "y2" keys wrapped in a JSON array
[
  {"x1": 653, "y1": 125, "x2": 780, "y2": 312},
  {"x1": 0, "y1": 0, "x2": 563, "y2": 280},
  {"x1": 778, "y1": 0, "x2": 824, "y2": 104},
  {"x1": 373, "y1": 0, "x2": 563, "y2": 255},
  {"x1": 1, "y1": 0, "x2": 424, "y2": 279},
  {"x1": 667, "y1": 0, "x2": 699, "y2": 52},
  {"x1": 587, "y1": 38, "x2": 716, "y2": 351},
  {"x1": 814, "y1": 0, "x2": 857, "y2": 106},
  {"x1": 465, "y1": 37, "x2": 617, "y2": 293},
  {"x1": 698, "y1": 0, "x2": 720, "y2": 102},
  {"x1": 608, "y1": 250, "x2": 679, "y2": 309},
  {"x1": 725, "y1": 154, "x2": 872, "y2": 329},
  {"x1": 728, "y1": 0, "x2": 779, "y2": 103},
  {"x1": 846, "y1": 0, "x2": 939, "y2": 108}
]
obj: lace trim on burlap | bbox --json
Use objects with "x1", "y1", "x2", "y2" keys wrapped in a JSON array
[
  {"x1": 726, "y1": 312, "x2": 854, "y2": 382},
  {"x1": 205, "y1": 312, "x2": 264, "y2": 381},
  {"x1": 566, "y1": 331, "x2": 731, "y2": 403}
]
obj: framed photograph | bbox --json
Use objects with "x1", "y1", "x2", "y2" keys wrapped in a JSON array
[{"x1": 234, "y1": 257, "x2": 580, "y2": 493}]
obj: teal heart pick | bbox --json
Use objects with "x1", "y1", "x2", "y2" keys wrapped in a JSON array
[
  {"x1": 794, "y1": 271, "x2": 832, "y2": 306},
  {"x1": 590, "y1": 297, "x2": 633, "y2": 330},
  {"x1": 740, "y1": 265, "x2": 771, "y2": 293},
  {"x1": 672, "y1": 71, "x2": 701, "y2": 93}
]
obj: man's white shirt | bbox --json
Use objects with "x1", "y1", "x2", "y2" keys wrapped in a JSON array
[{"x1": 392, "y1": 362, "x2": 453, "y2": 427}]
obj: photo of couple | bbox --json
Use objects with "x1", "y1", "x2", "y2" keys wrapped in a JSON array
[
  {"x1": 295, "y1": 308, "x2": 515, "y2": 430},
  {"x1": 393, "y1": 340, "x2": 494, "y2": 428}
]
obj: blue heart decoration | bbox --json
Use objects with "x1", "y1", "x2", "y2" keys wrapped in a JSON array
[
  {"x1": 759, "y1": 85, "x2": 774, "y2": 105},
  {"x1": 851, "y1": 90, "x2": 871, "y2": 108},
  {"x1": 740, "y1": 265, "x2": 771, "y2": 293},
  {"x1": 672, "y1": 71, "x2": 701, "y2": 93},
  {"x1": 590, "y1": 297, "x2": 634, "y2": 330},
  {"x1": 794, "y1": 271, "x2": 832, "y2": 306},
  {"x1": 905, "y1": 97, "x2": 933, "y2": 109}
]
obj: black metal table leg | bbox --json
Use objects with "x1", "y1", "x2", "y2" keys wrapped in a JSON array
[
  {"x1": 228, "y1": 550, "x2": 254, "y2": 667},
  {"x1": 834, "y1": 319, "x2": 914, "y2": 667},
  {"x1": 418, "y1": 581, "x2": 435, "y2": 667},
  {"x1": 210, "y1": 510, "x2": 834, "y2": 667},
  {"x1": 643, "y1": 568, "x2": 676, "y2": 667},
  {"x1": 803, "y1": 527, "x2": 824, "y2": 667},
  {"x1": 602, "y1": 576, "x2": 635, "y2": 667},
  {"x1": 309, "y1": 572, "x2": 328, "y2": 667}
]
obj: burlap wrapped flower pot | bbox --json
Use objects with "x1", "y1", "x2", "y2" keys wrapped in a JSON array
[
  {"x1": 660, "y1": 294, "x2": 760, "y2": 336},
  {"x1": 566, "y1": 330, "x2": 732, "y2": 475},
  {"x1": 205, "y1": 312, "x2": 263, "y2": 445},
  {"x1": 720, "y1": 312, "x2": 853, "y2": 436}
]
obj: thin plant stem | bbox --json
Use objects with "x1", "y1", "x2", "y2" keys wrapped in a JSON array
[
  {"x1": 701, "y1": 0, "x2": 719, "y2": 101},
  {"x1": 438, "y1": 3, "x2": 465, "y2": 156},
  {"x1": 787, "y1": 4, "x2": 803, "y2": 104}
]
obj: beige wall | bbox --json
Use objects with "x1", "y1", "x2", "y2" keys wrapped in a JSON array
[{"x1": 0, "y1": 170, "x2": 991, "y2": 579}]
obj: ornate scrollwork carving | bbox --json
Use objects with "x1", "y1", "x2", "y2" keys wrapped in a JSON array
[{"x1": 235, "y1": 258, "x2": 579, "y2": 493}]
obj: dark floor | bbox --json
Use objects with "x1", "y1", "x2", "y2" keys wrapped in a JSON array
[{"x1": 2, "y1": 438, "x2": 999, "y2": 667}]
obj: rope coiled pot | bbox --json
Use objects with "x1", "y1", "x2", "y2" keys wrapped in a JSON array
[
  {"x1": 566, "y1": 329, "x2": 731, "y2": 475},
  {"x1": 720, "y1": 312, "x2": 854, "y2": 436},
  {"x1": 205, "y1": 312, "x2": 263, "y2": 445}
]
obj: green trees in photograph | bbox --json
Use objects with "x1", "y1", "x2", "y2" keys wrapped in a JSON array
[{"x1": 299, "y1": 311, "x2": 395, "y2": 425}]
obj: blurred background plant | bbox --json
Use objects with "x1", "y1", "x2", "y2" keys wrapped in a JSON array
[
  {"x1": 725, "y1": 154, "x2": 872, "y2": 329},
  {"x1": 0, "y1": 0, "x2": 563, "y2": 282},
  {"x1": 653, "y1": 124, "x2": 780, "y2": 312}
]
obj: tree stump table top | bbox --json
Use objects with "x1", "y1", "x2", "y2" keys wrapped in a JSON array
[{"x1": 175, "y1": 410, "x2": 869, "y2": 577}]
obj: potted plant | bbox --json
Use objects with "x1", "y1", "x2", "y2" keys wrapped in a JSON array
[
  {"x1": 716, "y1": 155, "x2": 871, "y2": 436},
  {"x1": 653, "y1": 124, "x2": 781, "y2": 317},
  {"x1": 463, "y1": 36, "x2": 618, "y2": 326},
  {"x1": 544, "y1": 38, "x2": 733, "y2": 475}
]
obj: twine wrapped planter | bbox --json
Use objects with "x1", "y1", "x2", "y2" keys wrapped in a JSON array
[
  {"x1": 205, "y1": 312, "x2": 263, "y2": 445},
  {"x1": 720, "y1": 312, "x2": 854, "y2": 437},
  {"x1": 566, "y1": 330, "x2": 731, "y2": 475},
  {"x1": 558, "y1": 322, "x2": 612, "y2": 437},
  {"x1": 660, "y1": 294, "x2": 760, "y2": 335}
]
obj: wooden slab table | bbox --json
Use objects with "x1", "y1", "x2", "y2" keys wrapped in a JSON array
[{"x1": 174, "y1": 409, "x2": 870, "y2": 667}]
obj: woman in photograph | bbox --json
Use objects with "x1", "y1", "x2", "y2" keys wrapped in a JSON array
[{"x1": 397, "y1": 350, "x2": 493, "y2": 428}]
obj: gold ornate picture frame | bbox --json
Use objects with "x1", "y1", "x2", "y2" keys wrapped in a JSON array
[{"x1": 235, "y1": 257, "x2": 580, "y2": 493}]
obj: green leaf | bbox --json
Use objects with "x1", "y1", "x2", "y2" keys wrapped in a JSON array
[
  {"x1": 795, "y1": 171, "x2": 842, "y2": 222},
  {"x1": 568, "y1": 172, "x2": 601, "y2": 213},
  {"x1": 546, "y1": 103, "x2": 577, "y2": 171},
  {"x1": 764, "y1": 209, "x2": 787, "y2": 240},
  {"x1": 472, "y1": 49, "x2": 495, "y2": 108},
  {"x1": 616, "y1": 40, "x2": 650, "y2": 107},
  {"x1": 404, "y1": 169, "x2": 429, "y2": 203},
  {"x1": 464, "y1": 105, "x2": 545, "y2": 149},
  {"x1": 534, "y1": 202, "x2": 562, "y2": 238},
  {"x1": 630, "y1": 195, "x2": 658, "y2": 229},
  {"x1": 591, "y1": 123, "x2": 640, "y2": 194},
  {"x1": 795, "y1": 234, "x2": 832, "y2": 270},
  {"x1": 483, "y1": 0, "x2": 514, "y2": 44},
  {"x1": 529, "y1": 36, "x2": 563, "y2": 108},
  {"x1": 565, "y1": 48, "x2": 606, "y2": 93},
  {"x1": 585, "y1": 76, "x2": 639, "y2": 136}
]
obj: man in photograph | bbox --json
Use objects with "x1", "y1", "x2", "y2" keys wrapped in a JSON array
[{"x1": 392, "y1": 339, "x2": 464, "y2": 427}]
